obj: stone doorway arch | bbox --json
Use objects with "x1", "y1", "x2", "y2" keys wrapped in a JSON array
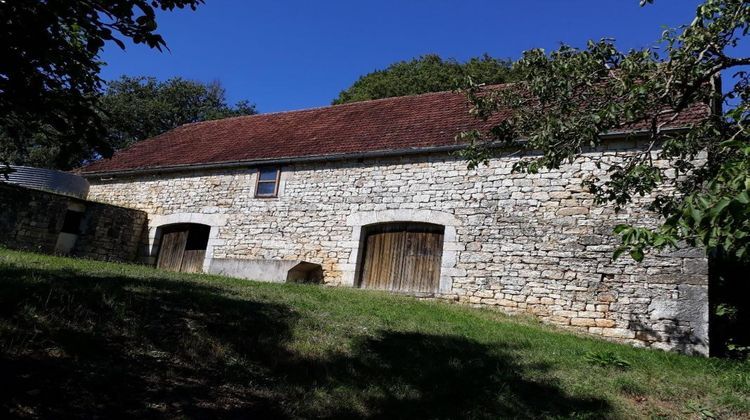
[
  {"x1": 358, "y1": 222, "x2": 445, "y2": 294},
  {"x1": 156, "y1": 223, "x2": 211, "y2": 273},
  {"x1": 343, "y1": 209, "x2": 461, "y2": 293},
  {"x1": 147, "y1": 213, "x2": 227, "y2": 273}
]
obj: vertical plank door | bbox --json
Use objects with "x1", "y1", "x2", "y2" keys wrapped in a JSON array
[
  {"x1": 180, "y1": 250, "x2": 206, "y2": 273},
  {"x1": 402, "y1": 231, "x2": 444, "y2": 293},
  {"x1": 359, "y1": 224, "x2": 444, "y2": 294},
  {"x1": 156, "y1": 228, "x2": 189, "y2": 271},
  {"x1": 180, "y1": 224, "x2": 210, "y2": 273}
]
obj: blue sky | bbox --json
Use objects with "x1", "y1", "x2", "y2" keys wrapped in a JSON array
[{"x1": 100, "y1": 0, "x2": 707, "y2": 113}]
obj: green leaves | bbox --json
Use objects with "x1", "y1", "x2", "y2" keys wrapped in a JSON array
[
  {"x1": 629, "y1": 248, "x2": 645, "y2": 262},
  {"x1": 584, "y1": 351, "x2": 632, "y2": 369},
  {"x1": 462, "y1": 0, "x2": 750, "y2": 263},
  {"x1": 612, "y1": 225, "x2": 673, "y2": 262},
  {"x1": 0, "y1": 0, "x2": 205, "y2": 169},
  {"x1": 612, "y1": 140, "x2": 750, "y2": 262},
  {"x1": 100, "y1": 76, "x2": 256, "y2": 153},
  {"x1": 333, "y1": 54, "x2": 518, "y2": 105}
]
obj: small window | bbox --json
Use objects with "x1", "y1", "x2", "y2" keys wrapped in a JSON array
[
  {"x1": 255, "y1": 168, "x2": 280, "y2": 198},
  {"x1": 60, "y1": 210, "x2": 84, "y2": 234}
]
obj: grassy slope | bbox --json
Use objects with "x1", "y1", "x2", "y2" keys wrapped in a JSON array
[{"x1": 0, "y1": 249, "x2": 747, "y2": 419}]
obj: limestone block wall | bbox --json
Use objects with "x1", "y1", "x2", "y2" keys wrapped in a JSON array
[
  {"x1": 86, "y1": 143, "x2": 709, "y2": 354},
  {"x1": 73, "y1": 200, "x2": 149, "y2": 262},
  {"x1": 0, "y1": 182, "x2": 147, "y2": 262},
  {"x1": 1, "y1": 183, "x2": 69, "y2": 253}
]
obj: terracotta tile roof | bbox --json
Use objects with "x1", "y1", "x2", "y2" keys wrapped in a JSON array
[{"x1": 79, "y1": 88, "x2": 709, "y2": 175}]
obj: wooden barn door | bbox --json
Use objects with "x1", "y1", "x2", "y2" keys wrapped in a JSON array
[
  {"x1": 156, "y1": 224, "x2": 210, "y2": 273},
  {"x1": 359, "y1": 223, "x2": 444, "y2": 294},
  {"x1": 156, "y1": 226, "x2": 189, "y2": 271}
]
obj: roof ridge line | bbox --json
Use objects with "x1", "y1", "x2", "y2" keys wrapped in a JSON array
[{"x1": 177, "y1": 84, "x2": 511, "y2": 128}]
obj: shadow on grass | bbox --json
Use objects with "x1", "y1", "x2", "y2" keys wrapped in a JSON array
[
  {"x1": 0, "y1": 263, "x2": 610, "y2": 419},
  {"x1": 291, "y1": 332, "x2": 609, "y2": 419}
]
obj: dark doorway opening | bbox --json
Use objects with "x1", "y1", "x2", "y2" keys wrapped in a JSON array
[
  {"x1": 286, "y1": 262, "x2": 324, "y2": 284},
  {"x1": 709, "y1": 251, "x2": 750, "y2": 358},
  {"x1": 357, "y1": 222, "x2": 445, "y2": 294},
  {"x1": 156, "y1": 223, "x2": 210, "y2": 273}
]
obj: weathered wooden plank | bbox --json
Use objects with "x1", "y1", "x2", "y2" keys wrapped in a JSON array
[
  {"x1": 156, "y1": 229, "x2": 188, "y2": 272},
  {"x1": 359, "y1": 223, "x2": 444, "y2": 294},
  {"x1": 180, "y1": 250, "x2": 206, "y2": 273}
]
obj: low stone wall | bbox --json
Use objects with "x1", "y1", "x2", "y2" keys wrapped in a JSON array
[
  {"x1": 86, "y1": 142, "x2": 709, "y2": 354},
  {"x1": 0, "y1": 182, "x2": 147, "y2": 262}
]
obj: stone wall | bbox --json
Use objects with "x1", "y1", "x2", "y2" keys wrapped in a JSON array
[
  {"x1": 86, "y1": 140, "x2": 709, "y2": 354},
  {"x1": 0, "y1": 182, "x2": 147, "y2": 262}
]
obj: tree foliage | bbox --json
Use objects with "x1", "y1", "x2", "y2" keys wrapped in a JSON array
[
  {"x1": 333, "y1": 54, "x2": 517, "y2": 105},
  {"x1": 101, "y1": 76, "x2": 256, "y2": 153},
  {"x1": 461, "y1": 0, "x2": 750, "y2": 262},
  {"x1": 0, "y1": 0, "x2": 205, "y2": 170}
]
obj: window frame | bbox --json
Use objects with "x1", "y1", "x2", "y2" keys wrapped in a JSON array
[{"x1": 255, "y1": 167, "x2": 281, "y2": 198}]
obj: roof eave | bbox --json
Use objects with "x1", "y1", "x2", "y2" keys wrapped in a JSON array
[
  {"x1": 80, "y1": 144, "x2": 468, "y2": 179},
  {"x1": 80, "y1": 127, "x2": 689, "y2": 179}
]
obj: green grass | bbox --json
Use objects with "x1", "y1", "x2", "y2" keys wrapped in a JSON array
[{"x1": 0, "y1": 249, "x2": 748, "y2": 419}]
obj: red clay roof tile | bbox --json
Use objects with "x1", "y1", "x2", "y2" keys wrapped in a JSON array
[{"x1": 80, "y1": 88, "x2": 708, "y2": 174}]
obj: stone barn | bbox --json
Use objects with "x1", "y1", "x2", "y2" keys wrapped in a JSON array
[{"x1": 80, "y1": 89, "x2": 711, "y2": 354}]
